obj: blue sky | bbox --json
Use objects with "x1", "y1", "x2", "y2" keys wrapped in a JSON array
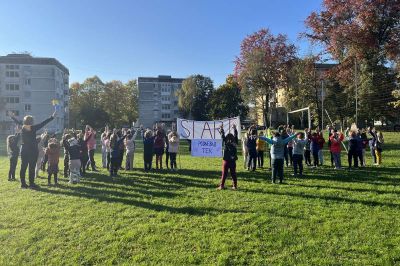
[{"x1": 0, "y1": 0, "x2": 323, "y2": 86}]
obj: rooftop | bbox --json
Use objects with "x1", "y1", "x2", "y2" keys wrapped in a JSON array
[{"x1": 0, "y1": 54, "x2": 69, "y2": 75}]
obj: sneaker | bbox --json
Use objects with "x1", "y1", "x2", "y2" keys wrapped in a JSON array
[
  {"x1": 292, "y1": 173, "x2": 297, "y2": 176},
  {"x1": 231, "y1": 186, "x2": 237, "y2": 190},
  {"x1": 217, "y1": 185, "x2": 225, "y2": 190},
  {"x1": 21, "y1": 184, "x2": 28, "y2": 189},
  {"x1": 29, "y1": 183, "x2": 39, "y2": 189}
]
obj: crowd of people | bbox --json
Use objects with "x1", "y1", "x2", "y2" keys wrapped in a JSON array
[
  {"x1": 218, "y1": 124, "x2": 385, "y2": 189},
  {"x1": 5, "y1": 111, "x2": 385, "y2": 191}
]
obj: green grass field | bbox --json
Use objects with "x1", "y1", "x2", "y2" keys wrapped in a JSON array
[{"x1": 1, "y1": 133, "x2": 400, "y2": 265}]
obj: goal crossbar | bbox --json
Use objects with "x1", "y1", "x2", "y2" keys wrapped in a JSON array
[{"x1": 286, "y1": 106, "x2": 311, "y2": 129}]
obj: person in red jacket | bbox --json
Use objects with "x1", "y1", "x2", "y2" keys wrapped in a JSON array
[{"x1": 329, "y1": 130, "x2": 344, "y2": 169}]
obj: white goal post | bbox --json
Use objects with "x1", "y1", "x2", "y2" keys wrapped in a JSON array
[{"x1": 286, "y1": 107, "x2": 311, "y2": 129}]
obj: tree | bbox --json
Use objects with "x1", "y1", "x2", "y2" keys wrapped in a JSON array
[
  {"x1": 68, "y1": 76, "x2": 139, "y2": 129},
  {"x1": 209, "y1": 75, "x2": 249, "y2": 120},
  {"x1": 234, "y1": 28, "x2": 297, "y2": 126},
  {"x1": 177, "y1": 75, "x2": 214, "y2": 120},
  {"x1": 305, "y1": 0, "x2": 400, "y2": 123}
]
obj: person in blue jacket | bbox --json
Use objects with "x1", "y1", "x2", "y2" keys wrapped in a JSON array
[{"x1": 259, "y1": 127, "x2": 297, "y2": 183}]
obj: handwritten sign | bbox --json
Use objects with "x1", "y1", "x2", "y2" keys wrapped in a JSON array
[
  {"x1": 177, "y1": 117, "x2": 241, "y2": 140},
  {"x1": 191, "y1": 139, "x2": 222, "y2": 157}
]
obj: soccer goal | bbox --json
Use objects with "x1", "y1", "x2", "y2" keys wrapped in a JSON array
[{"x1": 286, "y1": 107, "x2": 311, "y2": 129}]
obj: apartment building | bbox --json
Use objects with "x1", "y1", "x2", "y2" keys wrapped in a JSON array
[
  {"x1": 0, "y1": 54, "x2": 69, "y2": 135},
  {"x1": 138, "y1": 75, "x2": 184, "y2": 128}
]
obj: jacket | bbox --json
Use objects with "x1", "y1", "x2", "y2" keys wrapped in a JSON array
[
  {"x1": 329, "y1": 134, "x2": 344, "y2": 153},
  {"x1": 45, "y1": 143, "x2": 60, "y2": 165},
  {"x1": 220, "y1": 128, "x2": 238, "y2": 162},
  {"x1": 260, "y1": 134, "x2": 296, "y2": 160},
  {"x1": 168, "y1": 133, "x2": 180, "y2": 154}
]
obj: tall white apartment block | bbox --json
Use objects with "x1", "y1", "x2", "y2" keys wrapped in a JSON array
[
  {"x1": 138, "y1": 75, "x2": 184, "y2": 128},
  {"x1": 0, "y1": 54, "x2": 69, "y2": 134}
]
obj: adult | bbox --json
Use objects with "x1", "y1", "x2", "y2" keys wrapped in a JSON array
[
  {"x1": 84, "y1": 125, "x2": 97, "y2": 171},
  {"x1": 9, "y1": 110, "x2": 56, "y2": 188}
]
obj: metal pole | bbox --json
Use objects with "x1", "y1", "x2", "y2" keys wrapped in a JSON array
[
  {"x1": 308, "y1": 107, "x2": 311, "y2": 129},
  {"x1": 321, "y1": 80, "x2": 324, "y2": 130},
  {"x1": 355, "y1": 59, "x2": 358, "y2": 126}
]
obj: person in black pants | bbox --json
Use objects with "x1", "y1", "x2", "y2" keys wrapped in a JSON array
[
  {"x1": 9, "y1": 111, "x2": 56, "y2": 188},
  {"x1": 7, "y1": 127, "x2": 21, "y2": 181},
  {"x1": 246, "y1": 126, "x2": 258, "y2": 171},
  {"x1": 346, "y1": 129, "x2": 359, "y2": 169}
]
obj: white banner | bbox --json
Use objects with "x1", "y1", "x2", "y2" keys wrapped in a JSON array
[
  {"x1": 191, "y1": 139, "x2": 222, "y2": 157},
  {"x1": 177, "y1": 117, "x2": 241, "y2": 140}
]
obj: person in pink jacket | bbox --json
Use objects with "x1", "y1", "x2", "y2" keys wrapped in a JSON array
[
  {"x1": 84, "y1": 125, "x2": 98, "y2": 171},
  {"x1": 329, "y1": 130, "x2": 344, "y2": 169}
]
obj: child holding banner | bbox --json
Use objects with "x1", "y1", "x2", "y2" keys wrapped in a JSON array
[{"x1": 218, "y1": 125, "x2": 239, "y2": 190}]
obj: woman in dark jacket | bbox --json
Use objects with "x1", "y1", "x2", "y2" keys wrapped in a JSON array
[
  {"x1": 9, "y1": 111, "x2": 56, "y2": 188},
  {"x1": 218, "y1": 125, "x2": 239, "y2": 190}
]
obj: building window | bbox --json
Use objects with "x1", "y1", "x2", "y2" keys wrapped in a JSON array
[
  {"x1": 25, "y1": 104, "x2": 31, "y2": 111},
  {"x1": 161, "y1": 96, "x2": 170, "y2": 101},
  {"x1": 162, "y1": 113, "x2": 171, "y2": 119},
  {"x1": 6, "y1": 65, "x2": 19, "y2": 70},
  {"x1": 24, "y1": 91, "x2": 31, "y2": 98},
  {"x1": 25, "y1": 79, "x2": 31, "y2": 85},
  {"x1": 6, "y1": 71, "x2": 19, "y2": 78},
  {"x1": 6, "y1": 84, "x2": 19, "y2": 91},
  {"x1": 5, "y1": 97, "x2": 19, "y2": 103},
  {"x1": 162, "y1": 104, "x2": 170, "y2": 110}
]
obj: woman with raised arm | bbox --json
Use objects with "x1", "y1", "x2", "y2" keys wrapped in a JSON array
[{"x1": 9, "y1": 110, "x2": 56, "y2": 188}]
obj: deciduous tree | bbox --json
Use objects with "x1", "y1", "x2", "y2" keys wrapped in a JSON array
[{"x1": 235, "y1": 28, "x2": 296, "y2": 126}]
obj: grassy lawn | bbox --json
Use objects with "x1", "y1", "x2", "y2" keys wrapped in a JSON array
[{"x1": 1, "y1": 132, "x2": 400, "y2": 265}]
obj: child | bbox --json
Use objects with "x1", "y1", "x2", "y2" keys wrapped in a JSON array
[
  {"x1": 153, "y1": 128, "x2": 165, "y2": 170},
  {"x1": 346, "y1": 129, "x2": 359, "y2": 169},
  {"x1": 78, "y1": 132, "x2": 90, "y2": 176},
  {"x1": 7, "y1": 127, "x2": 21, "y2": 181},
  {"x1": 45, "y1": 138, "x2": 60, "y2": 185},
  {"x1": 168, "y1": 131, "x2": 180, "y2": 171},
  {"x1": 375, "y1": 131, "x2": 384, "y2": 165},
  {"x1": 310, "y1": 132, "x2": 320, "y2": 167},
  {"x1": 317, "y1": 130, "x2": 325, "y2": 166},
  {"x1": 125, "y1": 129, "x2": 138, "y2": 170},
  {"x1": 246, "y1": 126, "x2": 258, "y2": 171},
  {"x1": 329, "y1": 130, "x2": 344, "y2": 169},
  {"x1": 104, "y1": 132, "x2": 112, "y2": 170},
  {"x1": 360, "y1": 130, "x2": 368, "y2": 166},
  {"x1": 292, "y1": 131, "x2": 308, "y2": 177},
  {"x1": 281, "y1": 128, "x2": 290, "y2": 167},
  {"x1": 218, "y1": 125, "x2": 238, "y2": 190},
  {"x1": 286, "y1": 127, "x2": 294, "y2": 166},
  {"x1": 84, "y1": 125, "x2": 97, "y2": 171},
  {"x1": 66, "y1": 137, "x2": 81, "y2": 184},
  {"x1": 61, "y1": 132, "x2": 71, "y2": 178},
  {"x1": 117, "y1": 130, "x2": 126, "y2": 170},
  {"x1": 101, "y1": 127, "x2": 109, "y2": 168},
  {"x1": 256, "y1": 131, "x2": 266, "y2": 168},
  {"x1": 304, "y1": 129, "x2": 312, "y2": 166},
  {"x1": 110, "y1": 130, "x2": 127, "y2": 177},
  {"x1": 35, "y1": 132, "x2": 46, "y2": 178},
  {"x1": 143, "y1": 128, "x2": 155, "y2": 172},
  {"x1": 259, "y1": 128, "x2": 296, "y2": 183},
  {"x1": 368, "y1": 127, "x2": 377, "y2": 164},
  {"x1": 241, "y1": 132, "x2": 249, "y2": 169}
]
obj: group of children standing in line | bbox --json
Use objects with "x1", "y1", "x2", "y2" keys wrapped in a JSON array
[
  {"x1": 5, "y1": 110, "x2": 386, "y2": 191},
  {"x1": 6, "y1": 115, "x2": 182, "y2": 188},
  {"x1": 217, "y1": 124, "x2": 385, "y2": 189}
]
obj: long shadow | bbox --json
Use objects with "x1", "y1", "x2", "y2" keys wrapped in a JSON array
[
  {"x1": 242, "y1": 187, "x2": 400, "y2": 209},
  {"x1": 290, "y1": 182, "x2": 400, "y2": 196}
]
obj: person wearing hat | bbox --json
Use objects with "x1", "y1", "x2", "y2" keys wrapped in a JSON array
[
  {"x1": 8, "y1": 110, "x2": 56, "y2": 188},
  {"x1": 259, "y1": 127, "x2": 297, "y2": 183}
]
